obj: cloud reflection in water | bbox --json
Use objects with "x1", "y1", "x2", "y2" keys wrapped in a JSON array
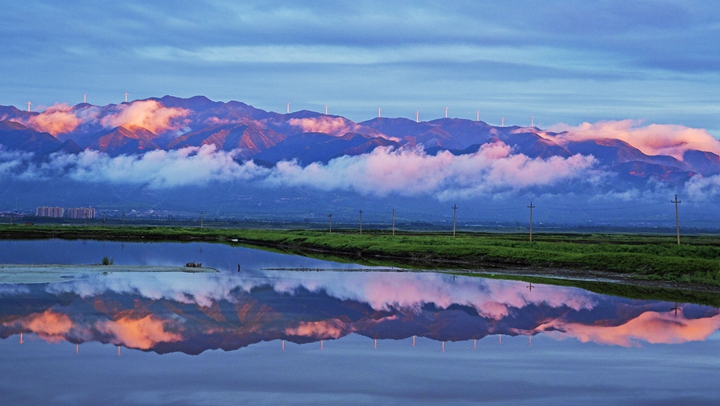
[{"x1": 1, "y1": 271, "x2": 717, "y2": 353}]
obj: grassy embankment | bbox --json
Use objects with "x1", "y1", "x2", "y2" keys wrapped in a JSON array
[{"x1": 2, "y1": 224, "x2": 720, "y2": 286}]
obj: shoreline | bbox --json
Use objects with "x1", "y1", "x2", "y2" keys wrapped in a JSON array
[
  {"x1": 1, "y1": 225, "x2": 720, "y2": 297},
  {"x1": 0, "y1": 264, "x2": 219, "y2": 284}
]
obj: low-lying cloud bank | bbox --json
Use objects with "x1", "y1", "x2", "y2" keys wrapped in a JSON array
[{"x1": 0, "y1": 142, "x2": 601, "y2": 198}]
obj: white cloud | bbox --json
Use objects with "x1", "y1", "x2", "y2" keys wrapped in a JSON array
[{"x1": 0, "y1": 143, "x2": 600, "y2": 197}]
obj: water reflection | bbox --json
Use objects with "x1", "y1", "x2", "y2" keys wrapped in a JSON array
[{"x1": 1, "y1": 270, "x2": 718, "y2": 354}]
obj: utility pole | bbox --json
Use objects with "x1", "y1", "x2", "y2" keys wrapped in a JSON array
[
  {"x1": 671, "y1": 195, "x2": 681, "y2": 245},
  {"x1": 452, "y1": 204, "x2": 458, "y2": 237},
  {"x1": 391, "y1": 208, "x2": 395, "y2": 236},
  {"x1": 359, "y1": 210, "x2": 363, "y2": 235},
  {"x1": 527, "y1": 202, "x2": 535, "y2": 241},
  {"x1": 200, "y1": 211, "x2": 204, "y2": 229},
  {"x1": 328, "y1": 213, "x2": 332, "y2": 233}
]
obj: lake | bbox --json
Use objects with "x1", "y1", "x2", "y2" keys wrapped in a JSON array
[{"x1": 1, "y1": 239, "x2": 719, "y2": 405}]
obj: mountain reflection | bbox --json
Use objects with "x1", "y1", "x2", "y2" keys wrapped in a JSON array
[{"x1": 1, "y1": 272, "x2": 718, "y2": 354}]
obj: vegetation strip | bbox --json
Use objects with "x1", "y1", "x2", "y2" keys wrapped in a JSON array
[{"x1": 2, "y1": 225, "x2": 720, "y2": 291}]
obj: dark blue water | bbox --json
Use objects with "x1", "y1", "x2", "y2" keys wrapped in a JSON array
[{"x1": 1, "y1": 239, "x2": 719, "y2": 405}]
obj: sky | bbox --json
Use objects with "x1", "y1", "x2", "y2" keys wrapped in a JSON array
[{"x1": 2, "y1": 0, "x2": 720, "y2": 135}]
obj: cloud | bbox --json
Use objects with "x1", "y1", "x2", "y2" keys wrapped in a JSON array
[
  {"x1": 288, "y1": 116, "x2": 395, "y2": 140},
  {"x1": 266, "y1": 143, "x2": 598, "y2": 198},
  {"x1": 685, "y1": 174, "x2": 720, "y2": 198},
  {"x1": 265, "y1": 271, "x2": 597, "y2": 320},
  {"x1": 289, "y1": 116, "x2": 353, "y2": 136},
  {"x1": 42, "y1": 145, "x2": 268, "y2": 188},
  {"x1": 2, "y1": 142, "x2": 599, "y2": 197},
  {"x1": 0, "y1": 148, "x2": 32, "y2": 177},
  {"x1": 25, "y1": 103, "x2": 80, "y2": 136},
  {"x1": 284, "y1": 319, "x2": 349, "y2": 339},
  {"x1": 547, "y1": 120, "x2": 720, "y2": 160},
  {"x1": 96, "y1": 315, "x2": 182, "y2": 350},
  {"x1": 4, "y1": 310, "x2": 74, "y2": 343},
  {"x1": 99, "y1": 100, "x2": 190, "y2": 134},
  {"x1": 540, "y1": 311, "x2": 720, "y2": 347}
]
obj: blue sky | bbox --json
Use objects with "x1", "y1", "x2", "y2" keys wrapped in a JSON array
[{"x1": 2, "y1": 0, "x2": 719, "y2": 133}]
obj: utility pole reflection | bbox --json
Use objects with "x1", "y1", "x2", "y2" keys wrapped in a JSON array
[{"x1": 671, "y1": 302, "x2": 681, "y2": 317}]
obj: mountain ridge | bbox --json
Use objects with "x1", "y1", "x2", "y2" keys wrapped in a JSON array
[{"x1": 1, "y1": 96, "x2": 719, "y2": 185}]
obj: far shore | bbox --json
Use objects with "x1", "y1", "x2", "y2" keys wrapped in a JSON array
[{"x1": 0, "y1": 264, "x2": 218, "y2": 284}]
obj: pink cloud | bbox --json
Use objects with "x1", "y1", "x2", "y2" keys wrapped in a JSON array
[
  {"x1": 5, "y1": 310, "x2": 74, "y2": 343},
  {"x1": 100, "y1": 100, "x2": 190, "y2": 134},
  {"x1": 269, "y1": 272, "x2": 596, "y2": 320},
  {"x1": 25, "y1": 103, "x2": 81, "y2": 136},
  {"x1": 284, "y1": 319, "x2": 349, "y2": 339},
  {"x1": 289, "y1": 116, "x2": 350, "y2": 136},
  {"x1": 288, "y1": 116, "x2": 396, "y2": 140},
  {"x1": 547, "y1": 120, "x2": 720, "y2": 160},
  {"x1": 96, "y1": 315, "x2": 182, "y2": 350},
  {"x1": 539, "y1": 311, "x2": 720, "y2": 347},
  {"x1": 267, "y1": 143, "x2": 597, "y2": 198}
]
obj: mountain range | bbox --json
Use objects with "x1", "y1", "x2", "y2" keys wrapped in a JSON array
[{"x1": 1, "y1": 95, "x2": 717, "y2": 184}]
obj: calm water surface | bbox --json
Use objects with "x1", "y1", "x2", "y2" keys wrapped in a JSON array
[{"x1": 1, "y1": 239, "x2": 719, "y2": 405}]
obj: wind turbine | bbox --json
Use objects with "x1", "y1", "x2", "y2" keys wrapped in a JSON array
[
  {"x1": 26, "y1": 102, "x2": 32, "y2": 112},
  {"x1": 444, "y1": 107, "x2": 449, "y2": 118},
  {"x1": 501, "y1": 117, "x2": 505, "y2": 127},
  {"x1": 83, "y1": 94, "x2": 87, "y2": 104},
  {"x1": 286, "y1": 103, "x2": 290, "y2": 114},
  {"x1": 476, "y1": 110, "x2": 480, "y2": 122},
  {"x1": 531, "y1": 116, "x2": 534, "y2": 127},
  {"x1": 325, "y1": 104, "x2": 328, "y2": 115},
  {"x1": 415, "y1": 111, "x2": 419, "y2": 123},
  {"x1": 378, "y1": 107, "x2": 381, "y2": 118},
  {"x1": 124, "y1": 92, "x2": 129, "y2": 103}
]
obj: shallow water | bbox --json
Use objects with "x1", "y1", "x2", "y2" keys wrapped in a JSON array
[{"x1": 1, "y1": 239, "x2": 719, "y2": 405}]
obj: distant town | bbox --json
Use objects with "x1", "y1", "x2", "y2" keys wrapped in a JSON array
[{"x1": 35, "y1": 206, "x2": 96, "y2": 219}]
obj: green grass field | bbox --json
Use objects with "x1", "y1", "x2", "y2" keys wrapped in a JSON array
[{"x1": 2, "y1": 224, "x2": 720, "y2": 289}]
